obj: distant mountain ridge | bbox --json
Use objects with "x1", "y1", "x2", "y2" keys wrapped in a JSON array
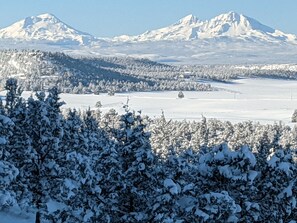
[
  {"x1": 0, "y1": 12, "x2": 296, "y2": 45},
  {"x1": 114, "y1": 12, "x2": 297, "y2": 43},
  {"x1": 1, "y1": 12, "x2": 297, "y2": 64},
  {"x1": 0, "y1": 13, "x2": 97, "y2": 45}
]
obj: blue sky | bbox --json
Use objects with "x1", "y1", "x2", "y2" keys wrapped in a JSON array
[{"x1": 0, "y1": 0, "x2": 296, "y2": 37}]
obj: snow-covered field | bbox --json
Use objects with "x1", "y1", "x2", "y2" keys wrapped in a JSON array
[{"x1": 22, "y1": 78, "x2": 297, "y2": 124}]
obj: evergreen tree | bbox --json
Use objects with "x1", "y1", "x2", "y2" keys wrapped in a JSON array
[
  {"x1": 198, "y1": 116, "x2": 209, "y2": 150},
  {"x1": 116, "y1": 110, "x2": 157, "y2": 222},
  {"x1": 150, "y1": 112, "x2": 172, "y2": 157},
  {"x1": 178, "y1": 91, "x2": 184, "y2": 99},
  {"x1": 256, "y1": 147, "x2": 297, "y2": 221},
  {"x1": 6, "y1": 96, "x2": 33, "y2": 211},
  {"x1": 4, "y1": 78, "x2": 22, "y2": 117},
  {"x1": 292, "y1": 109, "x2": 297, "y2": 123},
  {"x1": 0, "y1": 111, "x2": 19, "y2": 211},
  {"x1": 82, "y1": 108, "x2": 104, "y2": 155},
  {"x1": 25, "y1": 89, "x2": 64, "y2": 223}
]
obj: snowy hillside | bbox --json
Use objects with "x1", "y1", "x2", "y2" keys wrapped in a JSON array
[
  {"x1": 0, "y1": 49, "x2": 212, "y2": 93},
  {"x1": 0, "y1": 13, "x2": 98, "y2": 45},
  {"x1": 114, "y1": 12, "x2": 297, "y2": 43},
  {"x1": 3, "y1": 49, "x2": 297, "y2": 94},
  {"x1": 0, "y1": 50, "x2": 154, "y2": 92}
]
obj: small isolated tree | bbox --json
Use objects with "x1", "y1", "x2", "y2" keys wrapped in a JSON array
[
  {"x1": 292, "y1": 109, "x2": 297, "y2": 122},
  {"x1": 178, "y1": 91, "x2": 184, "y2": 99},
  {"x1": 95, "y1": 101, "x2": 102, "y2": 108}
]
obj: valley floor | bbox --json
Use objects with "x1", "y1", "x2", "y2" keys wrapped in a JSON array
[{"x1": 21, "y1": 77, "x2": 297, "y2": 124}]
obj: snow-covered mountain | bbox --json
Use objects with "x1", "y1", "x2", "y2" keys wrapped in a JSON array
[
  {"x1": 114, "y1": 12, "x2": 297, "y2": 43},
  {"x1": 1, "y1": 12, "x2": 297, "y2": 64},
  {"x1": 1, "y1": 12, "x2": 296, "y2": 46},
  {"x1": 0, "y1": 13, "x2": 97, "y2": 45},
  {"x1": 114, "y1": 14, "x2": 203, "y2": 41}
]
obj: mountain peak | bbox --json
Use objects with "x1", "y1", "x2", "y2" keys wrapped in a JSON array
[
  {"x1": 226, "y1": 11, "x2": 241, "y2": 18},
  {"x1": 212, "y1": 11, "x2": 242, "y2": 23},
  {"x1": 37, "y1": 13, "x2": 57, "y2": 19},
  {"x1": 178, "y1": 14, "x2": 199, "y2": 25},
  {"x1": 114, "y1": 11, "x2": 297, "y2": 43},
  {"x1": 0, "y1": 13, "x2": 95, "y2": 45},
  {"x1": 21, "y1": 13, "x2": 62, "y2": 29},
  {"x1": 28, "y1": 13, "x2": 59, "y2": 21}
]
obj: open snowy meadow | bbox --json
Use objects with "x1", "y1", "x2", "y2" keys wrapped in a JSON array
[{"x1": 22, "y1": 78, "x2": 297, "y2": 125}]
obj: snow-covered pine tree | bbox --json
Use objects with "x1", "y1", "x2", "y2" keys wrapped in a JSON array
[
  {"x1": 82, "y1": 108, "x2": 102, "y2": 154},
  {"x1": 152, "y1": 148, "x2": 197, "y2": 222},
  {"x1": 100, "y1": 108, "x2": 120, "y2": 139},
  {"x1": 4, "y1": 80, "x2": 34, "y2": 212},
  {"x1": 207, "y1": 119, "x2": 223, "y2": 148},
  {"x1": 95, "y1": 101, "x2": 102, "y2": 108},
  {"x1": 279, "y1": 126, "x2": 294, "y2": 150},
  {"x1": 25, "y1": 89, "x2": 65, "y2": 223},
  {"x1": 218, "y1": 120, "x2": 234, "y2": 145},
  {"x1": 116, "y1": 109, "x2": 157, "y2": 222},
  {"x1": 0, "y1": 108, "x2": 19, "y2": 211},
  {"x1": 57, "y1": 108, "x2": 106, "y2": 222},
  {"x1": 88, "y1": 138, "x2": 122, "y2": 222},
  {"x1": 253, "y1": 128, "x2": 272, "y2": 169},
  {"x1": 228, "y1": 122, "x2": 252, "y2": 150},
  {"x1": 51, "y1": 106, "x2": 121, "y2": 223},
  {"x1": 150, "y1": 112, "x2": 173, "y2": 157},
  {"x1": 195, "y1": 144, "x2": 258, "y2": 221},
  {"x1": 178, "y1": 91, "x2": 184, "y2": 99},
  {"x1": 47, "y1": 108, "x2": 87, "y2": 222},
  {"x1": 194, "y1": 191, "x2": 241, "y2": 222},
  {"x1": 198, "y1": 116, "x2": 209, "y2": 150},
  {"x1": 4, "y1": 78, "x2": 22, "y2": 117},
  {"x1": 292, "y1": 109, "x2": 297, "y2": 123},
  {"x1": 255, "y1": 147, "x2": 297, "y2": 221},
  {"x1": 63, "y1": 109, "x2": 86, "y2": 155}
]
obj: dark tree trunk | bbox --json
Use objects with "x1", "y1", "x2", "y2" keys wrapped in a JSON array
[{"x1": 35, "y1": 211, "x2": 41, "y2": 223}]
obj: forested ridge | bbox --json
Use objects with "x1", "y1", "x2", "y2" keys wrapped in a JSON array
[
  {"x1": 2, "y1": 50, "x2": 297, "y2": 96},
  {"x1": 0, "y1": 50, "x2": 212, "y2": 94},
  {"x1": 0, "y1": 79, "x2": 297, "y2": 222}
]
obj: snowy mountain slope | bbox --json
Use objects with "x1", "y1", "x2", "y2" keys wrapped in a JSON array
[
  {"x1": 0, "y1": 13, "x2": 97, "y2": 45},
  {"x1": 1, "y1": 12, "x2": 297, "y2": 64},
  {"x1": 114, "y1": 14, "x2": 203, "y2": 41},
  {"x1": 97, "y1": 39, "x2": 297, "y2": 64},
  {"x1": 114, "y1": 12, "x2": 297, "y2": 43}
]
